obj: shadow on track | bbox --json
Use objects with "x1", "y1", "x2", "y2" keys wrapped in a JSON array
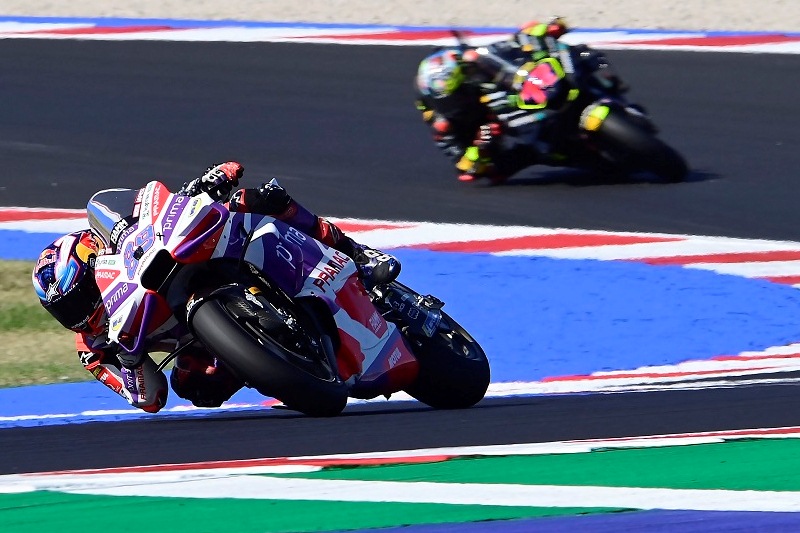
[{"x1": 473, "y1": 168, "x2": 720, "y2": 188}]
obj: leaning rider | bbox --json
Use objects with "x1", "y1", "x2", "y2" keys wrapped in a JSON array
[
  {"x1": 414, "y1": 17, "x2": 572, "y2": 183},
  {"x1": 31, "y1": 161, "x2": 401, "y2": 413}
]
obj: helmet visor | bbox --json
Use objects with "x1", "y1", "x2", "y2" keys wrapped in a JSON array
[{"x1": 44, "y1": 280, "x2": 104, "y2": 333}]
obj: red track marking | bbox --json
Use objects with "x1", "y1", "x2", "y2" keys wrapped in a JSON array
[
  {"x1": 712, "y1": 353, "x2": 800, "y2": 361},
  {"x1": 410, "y1": 233, "x2": 681, "y2": 253},
  {"x1": 583, "y1": 426, "x2": 800, "y2": 442},
  {"x1": 637, "y1": 250, "x2": 800, "y2": 265},
  {"x1": 332, "y1": 221, "x2": 411, "y2": 232},
  {"x1": 35, "y1": 454, "x2": 453, "y2": 476},
  {"x1": 541, "y1": 365, "x2": 775, "y2": 382},
  {"x1": 297, "y1": 30, "x2": 481, "y2": 41},
  {"x1": 622, "y1": 34, "x2": 800, "y2": 47},
  {"x1": 27, "y1": 26, "x2": 177, "y2": 35},
  {"x1": 0, "y1": 210, "x2": 86, "y2": 222},
  {"x1": 0, "y1": 209, "x2": 405, "y2": 231},
  {"x1": 762, "y1": 275, "x2": 800, "y2": 285}
]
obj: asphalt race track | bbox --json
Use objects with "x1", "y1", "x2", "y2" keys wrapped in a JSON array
[
  {"x1": 1, "y1": 40, "x2": 800, "y2": 474},
  {"x1": 1, "y1": 41, "x2": 800, "y2": 239},
  {"x1": 4, "y1": 383, "x2": 800, "y2": 474}
]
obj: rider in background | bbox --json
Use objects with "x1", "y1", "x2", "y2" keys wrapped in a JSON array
[
  {"x1": 415, "y1": 18, "x2": 571, "y2": 184},
  {"x1": 31, "y1": 162, "x2": 401, "y2": 413}
]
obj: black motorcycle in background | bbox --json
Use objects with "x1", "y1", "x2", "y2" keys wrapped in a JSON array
[{"x1": 456, "y1": 31, "x2": 689, "y2": 182}]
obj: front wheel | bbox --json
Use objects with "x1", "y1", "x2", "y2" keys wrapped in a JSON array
[
  {"x1": 403, "y1": 311, "x2": 490, "y2": 409},
  {"x1": 189, "y1": 288, "x2": 348, "y2": 417},
  {"x1": 592, "y1": 108, "x2": 689, "y2": 182}
]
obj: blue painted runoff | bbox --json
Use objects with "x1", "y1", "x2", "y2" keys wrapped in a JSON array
[
  {"x1": 353, "y1": 510, "x2": 800, "y2": 533},
  {"x1": 391, "y1": 248, "x2": 800, "y2": 382},
  {"x1": 4, "y1": 239, "x2": 800, "y2": 423},
  {"x1": 0, "y1": 231, "x2": 66, "y2": 261}
]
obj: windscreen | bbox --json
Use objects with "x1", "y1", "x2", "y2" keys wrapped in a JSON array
[{"x1": 86, "y1": 188, "x2": 140, "y2": 249}]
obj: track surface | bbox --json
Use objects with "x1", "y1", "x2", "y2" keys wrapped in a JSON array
[
  {"x1": 4, "y1": 384, "x2": 800, "y2": 474},
  {"x1": 1, "y1": 41, "x2": 799, "y2": 238},
  {"x1": 1, "y1": 41, "x2": 800, "y2": 474}
]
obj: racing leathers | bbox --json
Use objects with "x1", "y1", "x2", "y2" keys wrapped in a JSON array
[
  {"x1": 415, "y1": 18, "x2": 571, "y2": 183},
  {"x1": 77, "y1": 162, "x2": 401, "y2": 412}
]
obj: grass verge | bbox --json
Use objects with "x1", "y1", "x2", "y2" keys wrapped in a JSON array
[{"x1": 0, "y1": 260, "x2": 89, "y2": 388}]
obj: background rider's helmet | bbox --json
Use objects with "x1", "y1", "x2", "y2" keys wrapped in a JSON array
[
  {"x1": 416, "y1": 49, "x2": 465, "y2": 99},
  {"x1": 32, "y1": 230, "x2": 106, "y2": 335}
]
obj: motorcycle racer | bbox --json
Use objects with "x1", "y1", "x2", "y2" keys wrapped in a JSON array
[
  {"x1": 31, "y1": 162, "x2": 401, "y2": 413},
  {"x1": 415, "y1": 17, "x2": 571, "y2": 183}
]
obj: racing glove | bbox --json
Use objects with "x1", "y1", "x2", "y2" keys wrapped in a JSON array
[
  {"x1": 430, "y1": 117, "x2": 468, "y2": 162},
  {"x1": 416, "y1": 99, "x2": 466, "y2": 162},
  {"x1": 179, "y1": 161, "x2": 244, "y2": 201}
]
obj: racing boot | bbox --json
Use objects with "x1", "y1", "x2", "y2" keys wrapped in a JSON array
[
  {"x1": 116, "y1": 352, "x2": 169, "y2": 413},
  {"x1": 334, "y1": 237, "x2": 402, "y2": 289},
  {"x1": 456, "y1": 124, "x2": 505, "y2": 183},
  {"x1": 170, "y1": 351, "x2": 243, "y2": 408}
]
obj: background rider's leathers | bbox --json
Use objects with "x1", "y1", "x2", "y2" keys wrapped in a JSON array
[{"x1": 415, "y1": 20, "x2": 570, "y2": 180}]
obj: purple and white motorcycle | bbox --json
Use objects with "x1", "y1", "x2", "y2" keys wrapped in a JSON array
[{"x1": 88, "y1": 181, "x2": 490, "y2": 416}]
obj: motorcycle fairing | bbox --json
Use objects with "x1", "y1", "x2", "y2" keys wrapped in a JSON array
[
  {"x1": 326, "y1": 274, "x2": 418, "y2": 392},
  {"x1": 513, "y1": 58, "x2": 565, "y2": 109},
  {"x1": 94, "y1": 182, "x2": 224, "y2": 351},
  {"x1": 212, "y1": 211, "x2": 418, "y2": 392},
  {"x1": 91, "y1": 181, "x2": 417, "y2": 392},
  {"x1": 580, "y1": 103, "x2": 611, "y2": 132}
]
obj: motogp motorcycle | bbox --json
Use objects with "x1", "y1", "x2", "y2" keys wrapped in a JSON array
[
  {"x1": 459, "y1": 32, "x2": 689, "y2": 182},
  {"x1": 87, "y1": 182, "x2": 490, "y2": 416}
]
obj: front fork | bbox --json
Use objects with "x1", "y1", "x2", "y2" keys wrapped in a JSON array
[{"x1": 371, "y1": 284, "x2": 445, "y2": 338}]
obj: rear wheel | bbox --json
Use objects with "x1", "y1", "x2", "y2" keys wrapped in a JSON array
[
  {"x1": 403, "y1": 311, "x2": 490, "y2": 409},
  {"x1": 189, "y1": 287, "x2": 347, "y2": 417},
  {"x1": 595, "y1": 110, "x2": 689, "y2": 182}
]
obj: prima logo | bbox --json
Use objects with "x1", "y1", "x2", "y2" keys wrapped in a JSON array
[
  {"x1": 161, "y1": 195, "x2": 186, "y2": 232},
  {"x1": 104, "y1": 283, "x2": 130, "y2": 312}
]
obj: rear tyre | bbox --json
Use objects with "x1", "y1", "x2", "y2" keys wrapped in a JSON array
[
  {"x1": 190, "y1": 291, "x2": 347, "y2": 417},
  {"x1": 596, "y1": 110, "x2": 689, "y2": 182},
  {"x1": 403, "y1": 312, "x2": 490, "y2": 409}
]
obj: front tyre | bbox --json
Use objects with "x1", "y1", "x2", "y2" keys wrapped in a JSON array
[
  {"x1": 403, "y1": 311, "x2": 490, "y2": 409},
  {"x1": 594, "y1": 109, "x2": 689, "y2": 182},
  {"x1": 189, "y1": 292, "x2": 348, "y2": 417}
]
